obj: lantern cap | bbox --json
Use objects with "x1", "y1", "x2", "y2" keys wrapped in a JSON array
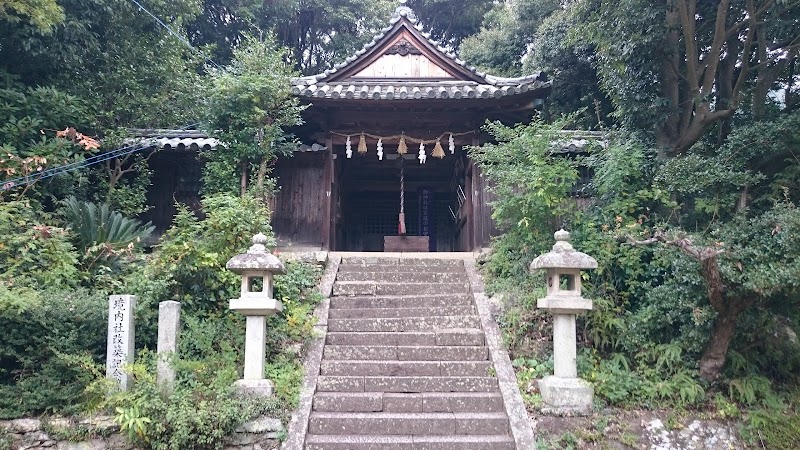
[
  {"x1": 226, "y1": 233, "x2": 286, "y2": 274},
  {"x1": 530, "y1": 229, "x2": 598, "y2": 271}
]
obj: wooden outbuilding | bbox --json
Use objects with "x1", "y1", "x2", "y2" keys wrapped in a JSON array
[{"x1": 274, "y1": 4, "x2": 551, "y2": 252}]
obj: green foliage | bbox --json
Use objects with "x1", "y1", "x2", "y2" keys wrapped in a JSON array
[
  {"x1": 0, "y1": 288, "x2": 107, "y2": 418},
  {"x1": 470, "y1": 118, "x2": 580, "y2": 285},
  {"x1": 573, "y1": 0, "x2": 800, "y2": 151},
  {"x1": 115, "y1": 401, "x2": 152, "y2": 442},
  {"x1": 511, "y1": 356, "x2": 550, "y2": 407},
  {"x1": 59, "y1": 197, "x2": 154, "y2": 286},
  {"x1": 472, "y1": 118, "x2": 579, "y2": 234},
  {"x1": 408, "y1": 0, "x2": 496, "y2": 48},
  {"x1": 459, "y1": 0, "x2": 558, "y2": 77},
  {"x1": 147, "y1": 193, "x2": 274, "y2": 312},
  {"x1": 0, "y1": 78, "x2": 93, "y2": 198},
  {"x1": 100, "y1": 254, "x2": 320, "y2": 449},
  {"x1": 0, "y1": 427, "x2": 9, "y2": 450},
  {"x1": 188, "y1": 0, "x2": 395, "y2": 73},
  {"x1": 61, "y1": 196, "x2": 154, "y2": 253},
  {"x1": 105, "y1": 354, "x2": 264, "y2": 450},
  {"x1": 0, "y1": 199, "x2": 80, "y2": 289},
  {"x1": 0, "y1": 0, "x2": 64, "y2": 32},
  {"x1": 202, "y1": 35, "x2": 305, "y2": 195},
  {"x1": 524, "y1": 7, "x2": 613, "y2": 127},
  {"x1": 743, "y1": 404, "x2": 800, "y2": 450}
]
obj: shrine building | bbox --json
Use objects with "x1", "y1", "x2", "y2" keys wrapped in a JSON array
[{"x1": 272, "y1": 3, "x2": 551, "y2": 252}]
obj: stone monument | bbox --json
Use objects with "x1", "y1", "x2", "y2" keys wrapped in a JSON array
[
  {"x1": 157, "y1": 301, "x2": 181, "y2": 394},
  {"x1": 226, "y1": 233, "x2": 286, "y2": 397},
  {"x1": 530, "y1": 229, "x2": 597, "y2": 415},
  {"x1": 106, "y1": 295, "x2": 136, "y2": 391}
]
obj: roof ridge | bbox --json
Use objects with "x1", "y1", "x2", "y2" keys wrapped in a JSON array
[{"x1": 294, "y1": 2, "x2": 495, "y2": 85}]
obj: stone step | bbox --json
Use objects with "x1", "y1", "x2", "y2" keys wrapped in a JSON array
[
  {"x1": 330, "y1": 294, "x2": 472, "y2": 309},
  {"x1": 333, "y1": 282, "x2": 470, "y2": 297},
  {"x1": 340, "y1": 257, "x2": 465, "y2": 267},
  {"x1": 327, "y1": 316, "x2": 481, "y2": 332},
  {"x1": 312, "y1": 392, "x2": 505, "y2": 413},
  {"x1": 323, "y1": 345, "x2": 488, "y2": 361},
  {"x1": 320, "y1": 360, "x2": 492, "y2": 377},
  {"x1": 337, "y1": 264, "x2": 467, "y2": 275},
  {"x1": 305, "y1": 434, "x2": 515, "y2": 450},
  {"x1": 328, "y1": 306, "x2": 475, "y2": 319},
  {"x1": 308, "y1": 412, "x2": 509, "y2": 436},
  {"x1": 336, "y1": 271, "x2": 467, "y2": 283},
  {"x1": 325, "y1": 330, "x2": 485, "y2": 347},
  {"x1": 316, "y1": 376, "x2": 499, "y2": 393}
]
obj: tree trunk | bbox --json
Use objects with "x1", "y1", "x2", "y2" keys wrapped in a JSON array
[
  {"x1": 240, "y1": 161, "x2": 249, "y2": 197},
  {"x1": 656, "y1": 7, "x2": 682, "y2": 158},
  {"x1": 699, "y1": 307, "x2": 739, "y2": 381},
  {"x1": 698, "y1": 294, "x2": 754, "y2": 382},
  {"x1": 256, "y1": 157, "x2": 268, "y2": 199}
]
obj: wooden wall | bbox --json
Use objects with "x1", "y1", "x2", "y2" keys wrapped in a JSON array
[
  {"x1": 272, "y1": 152, "x2": 327, "y2": 247},
  {"x1": 142, "y1": 150, "x2": 203, "y2": 243},
  {"x1": 473, "y1": 165, "x2": 499, "y2": 248}
]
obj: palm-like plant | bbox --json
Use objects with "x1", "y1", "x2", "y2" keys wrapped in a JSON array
[{"x1": 61, "y1": 197, "x2": 154, "y2": 268}]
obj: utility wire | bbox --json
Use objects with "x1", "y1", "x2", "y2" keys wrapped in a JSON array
[
  {"x1": 1, "y1": 124, "x2": 202, "y2": 191},
  {"x1": 128, "y1": 0, "x2": 223, "y2": 70}
]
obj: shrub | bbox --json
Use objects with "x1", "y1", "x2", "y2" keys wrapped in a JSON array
[
  {"x1": 148, "y1": 193, "x2": 274, "y2": 313},
  {"x1": 743, "y1": 406, "x2": 800, "y2": 450},
  {"x1": 0, "y1": 288, "x2": 107, "y2": 418},
  {"x1": 0, "y1": 199, "x2": 80, "y2": 289},
  {"x1": 108, "y1": 353, "x2": 283, "y2": 450}
]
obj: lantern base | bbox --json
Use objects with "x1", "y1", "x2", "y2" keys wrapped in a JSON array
[
  {"x1": 537, "y1": 296, "x2": 592, "y2": 314},
  {"x1": 229, "y1": 298, "x2": 283, "y2": 316},
  {"x1": 233, "y1": 379, "x2": 274, "y2": 398},
  {"x1": 538, "y1": 376, "x2": 593, "y2": 416}
]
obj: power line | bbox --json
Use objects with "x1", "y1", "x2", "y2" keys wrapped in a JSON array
[
  {"x1": 1, "y1": 125, "x2": 201, "y2": 191},
  {"x1": 128, "y1": 0, "x2": 223, "y2": 70}
]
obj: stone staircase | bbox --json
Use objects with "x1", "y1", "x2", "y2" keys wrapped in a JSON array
[{"x1": 304, "y1": 257, "x2": 515, "y2": 450}]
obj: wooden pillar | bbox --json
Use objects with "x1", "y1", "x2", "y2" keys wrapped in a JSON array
[
  {"x1": 472, "y1": 164, "x2": 484, "y2": 251},
  {"x1": 471, "y1": 136, "x2": 482, "y2": 251},
  {"x1": 464, "y1": 159, "x2": 475, "y2": 252},
  {"x1": 322, "y1": 135, "x2": 334, "y2": 250}
]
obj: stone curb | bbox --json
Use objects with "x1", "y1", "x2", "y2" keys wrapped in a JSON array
[
  {"x1": 281, "y1": 254, "x2": 340, "y2": 450},
  {"x1": 464, "y1": 259, "x2": 536, "y2": 450}
]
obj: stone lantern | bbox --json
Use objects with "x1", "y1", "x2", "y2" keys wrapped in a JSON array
[
  {"x1": 226, "y1": 233, "x2": 286, "y2": 397},
  {"x1": 530, "y1": 229, "x2": 597, "y2": 415}
]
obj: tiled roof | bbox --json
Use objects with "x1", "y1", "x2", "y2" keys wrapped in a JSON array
[
  {"x1": 290, "y1": 78, "x2": 549, "y2": 101},
  {"x1": 290, "y1": 5, "x2": 551, "y2": 101},
  {"x1": 128, "y1": 129, "x2": 218, "y2": 150},
  {"x1": 128, "y1": 129, "x2": 328, "y2": 152}
]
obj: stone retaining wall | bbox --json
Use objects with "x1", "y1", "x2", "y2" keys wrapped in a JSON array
[{"x1": 0, "y1": 416, "x2": 282, "y2": 450}]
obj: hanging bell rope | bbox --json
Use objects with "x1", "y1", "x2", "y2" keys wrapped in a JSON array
[{"x1": 398, "y1": 158, "x2": 406, "y2": 235}]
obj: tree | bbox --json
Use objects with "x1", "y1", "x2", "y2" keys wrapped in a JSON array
[
  {"x1": 408, "y1": 0, "x2": 496, "y2": 49},
  {"x1": 202, "y1": 34, "x2": 305, "y2": 197},
  {"x1": 576, "y1": 0, "x2": 800, "y2": 156},
  {"x1": 0, "y1": 0, "x2": 204, "y2": 128},
  {"x1": 0, "y1": 0, "x2": 64, "y2": 32},
  {"x1": 627, "y1": 203, "x2": 800, "y2": 381},
  {"x1": 458, "y1": 1, "x2": 613, "y2": 127},
  {"x1": 525, "y1": 7, "x2": 614, "y2": 127},
  {"x1": 188, "y1": 0, "x2": 395, "y2": 74},
  {"x1": 0, "y1": 0, "x2": 205, "y2": 208}
]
